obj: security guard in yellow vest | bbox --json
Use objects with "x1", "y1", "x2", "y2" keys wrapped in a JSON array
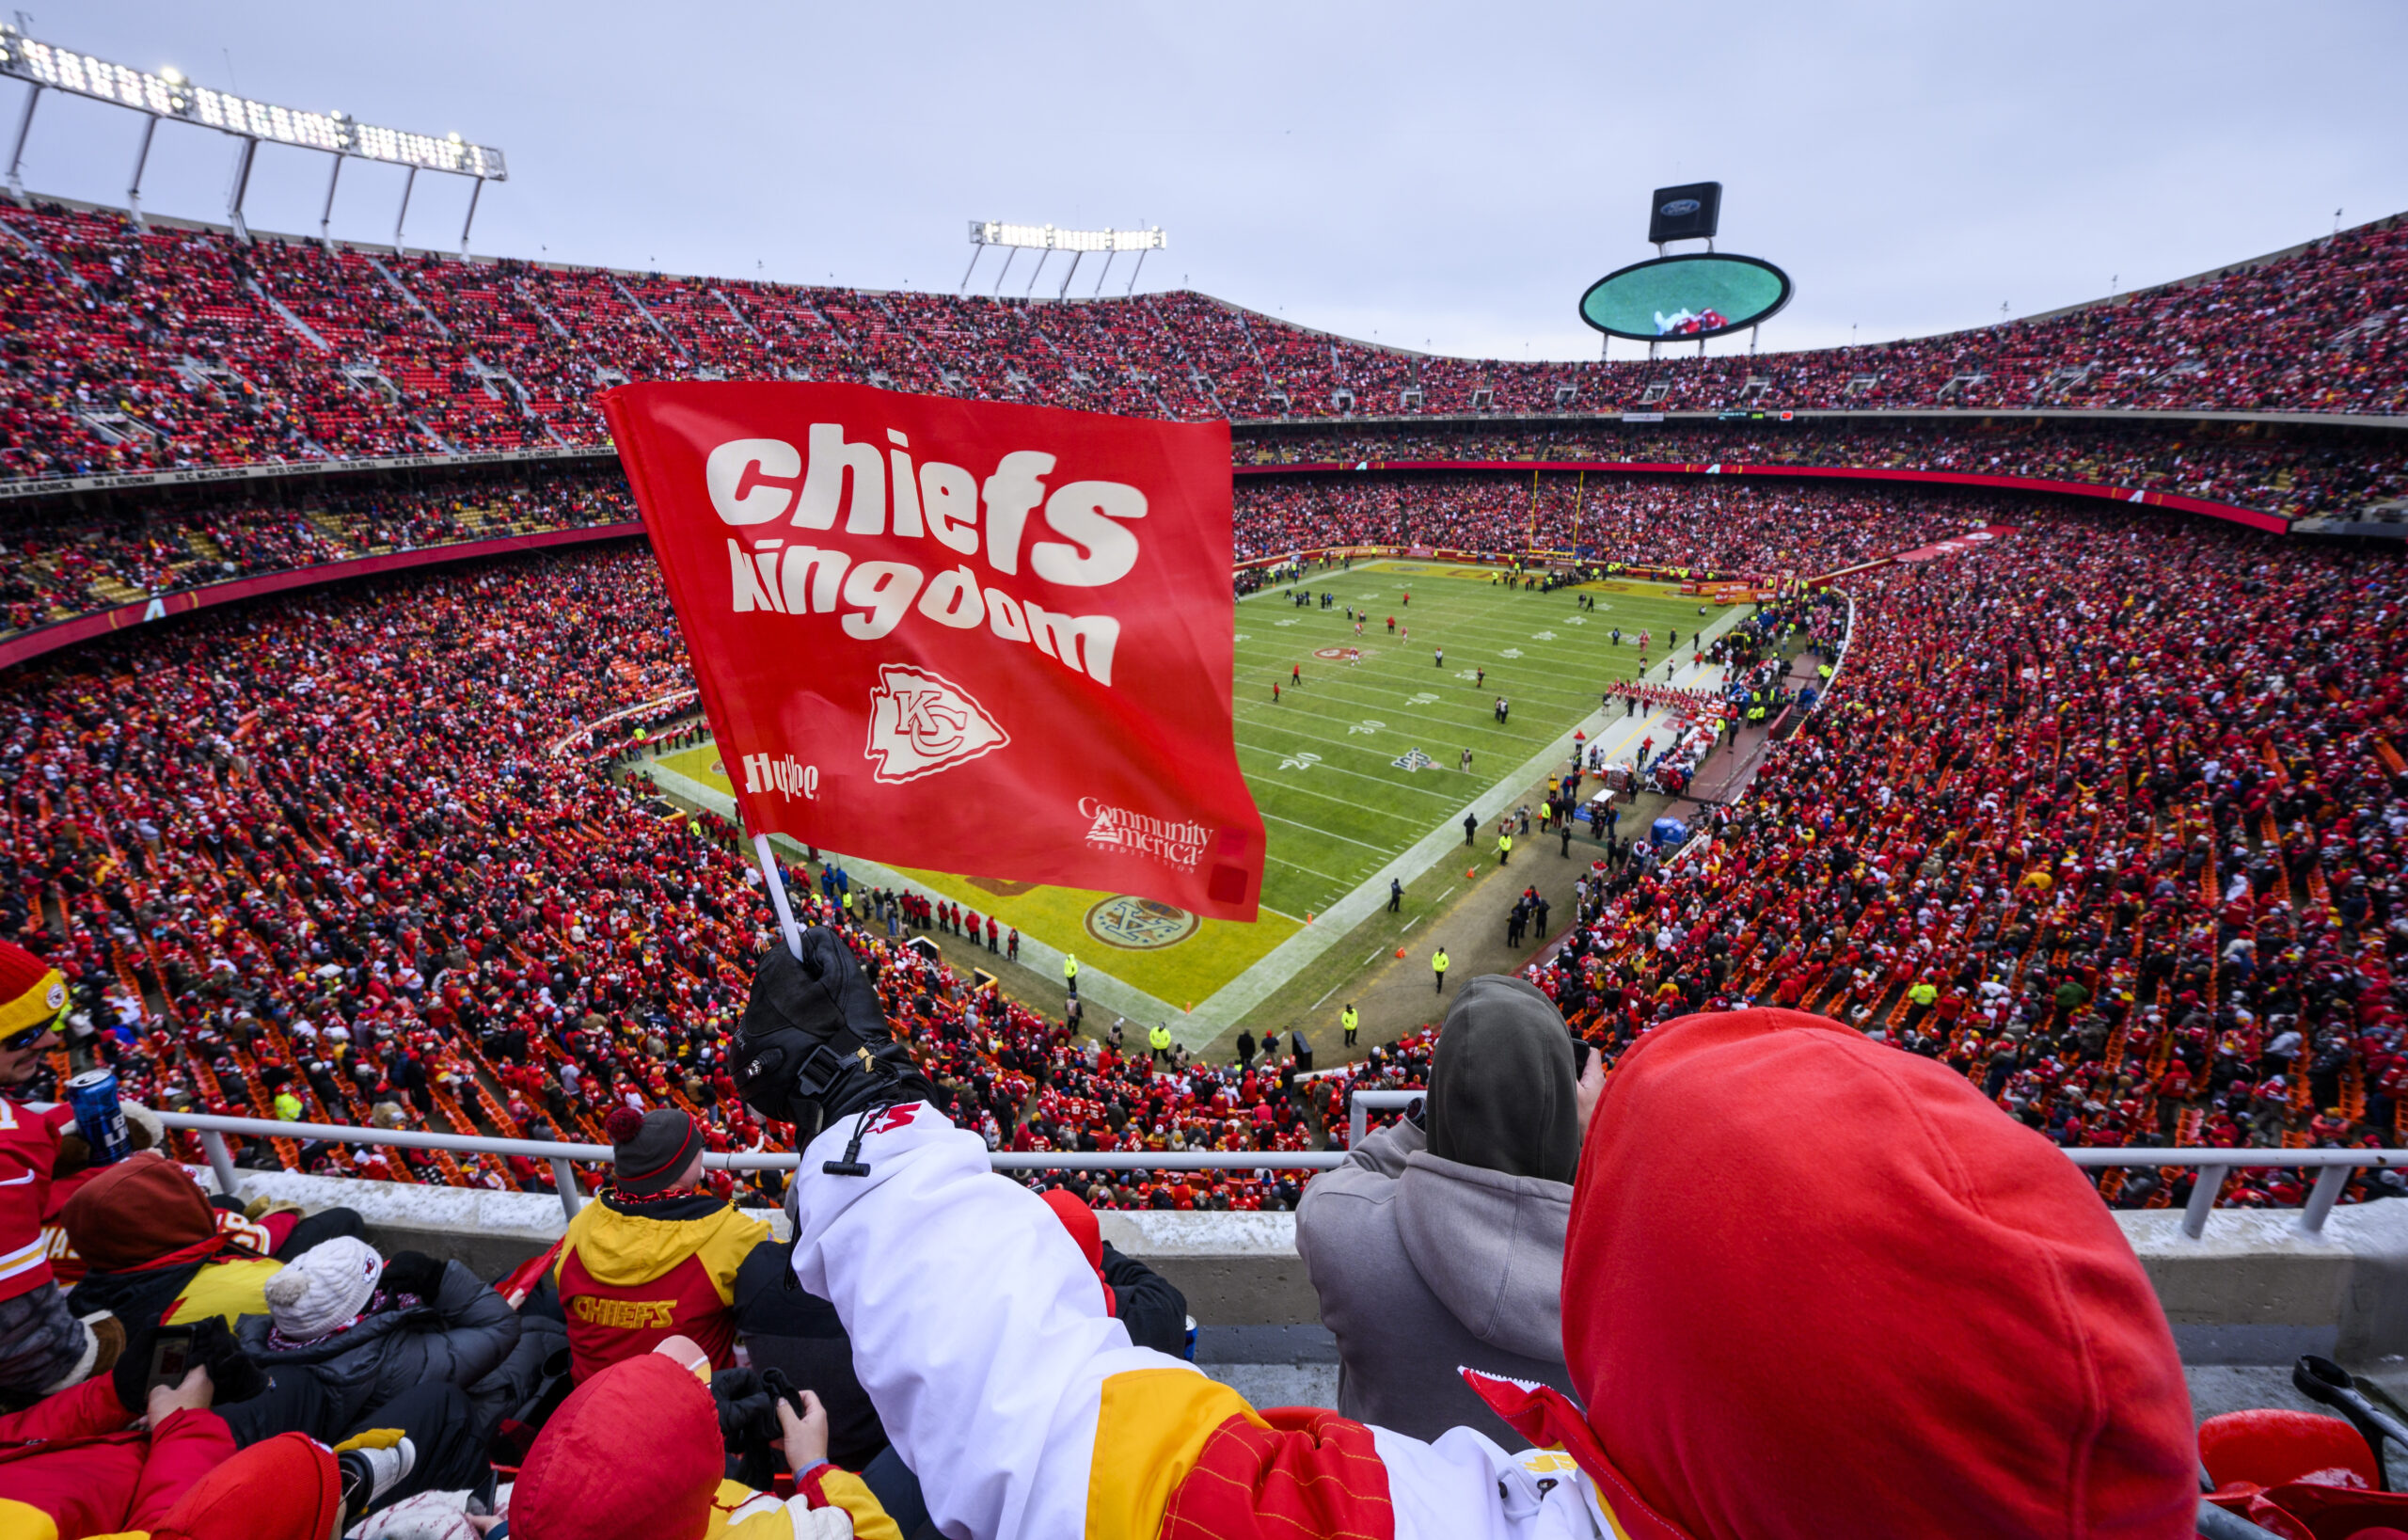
[
  {"x1": 1906, "y1": 978, "x2": 1940, "y2": 1030},
  {"x1": 1148, "y1": 1022, "x2": 1173, "y2": 1064},
  {"x1": 1340, "y1": 1005, "x2": 1359, "y2": 1047},
  {"x1": 1432, "y1": 948, "x2": 1450, "y2": 993},
  {"x1": 1063, "y1": 953, "x2": 1079, "y2": 996}
]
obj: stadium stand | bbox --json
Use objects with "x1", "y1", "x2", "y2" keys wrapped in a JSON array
[
  {"x1": 8, "y1": 190, "x2": 2408, "y2": 1536},
  {"x1": 2, "y1": 199, "x2": 2403, "y2": 484},
  {"x1": 1, "y1": 472, "x2": 2400, "y2": 1217},
  {"x1": 6, "y1": 409, "x2": 2405, "y2": 637}
]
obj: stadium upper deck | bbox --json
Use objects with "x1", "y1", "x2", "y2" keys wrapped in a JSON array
[{"x1": 3, "y1": 199, "x2": 2403, "y2": 488}]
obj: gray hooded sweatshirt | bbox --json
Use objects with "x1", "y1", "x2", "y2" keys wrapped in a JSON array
[{"x1": 1294, "y1": 976, "x2": 1580, "y2": 1446}]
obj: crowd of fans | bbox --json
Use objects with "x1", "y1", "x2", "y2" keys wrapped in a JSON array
[
  {"x1": 1529, "y1": 499, "x2": 2408, "y2": 1215},
  {"x1": 1233, "y1": 471, "x2": 1988, "y2": 570},
  {"x1": 0, "y1": 545, "x2": 1355, "y2": 1216},
  {"x1": 4, "y1": 198, "x2": 2403, "y2": 482},
  {"x1": 1239, "y1": 415, "x2": 2408, "y2": 522},
  {"x1": 2, "y1": 465, "x2": 2400, "y2": 1230},
  {"x1": 18, "y1": 408, "x2": 2392, "y2": 635},
  {"x1": 2, "y1": 466, "x2": 2405, "y2": 1531},
  {"x1": 0, "y1": 468, "x2": 635, "y2": 635}
]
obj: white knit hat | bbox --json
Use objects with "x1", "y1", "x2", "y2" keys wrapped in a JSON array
[{"x1": 262, "y1": 1235, "x2": 383, "y2": 1341}]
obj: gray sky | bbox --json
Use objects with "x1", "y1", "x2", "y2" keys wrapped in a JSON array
[{"x1": 19, "y1": 1, "x2": 2408, "y2": 360}]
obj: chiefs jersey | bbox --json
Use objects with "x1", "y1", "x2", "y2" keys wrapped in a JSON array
[{"x1": 553, "y1": 1188, "x2": 768, "y2": 1383}]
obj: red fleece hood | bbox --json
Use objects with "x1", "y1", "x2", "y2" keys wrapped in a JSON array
[{"x1": 1481, "y1": 1008, "x2": 2195, "y2": 1540}]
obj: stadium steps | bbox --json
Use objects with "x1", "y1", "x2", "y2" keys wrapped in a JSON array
[
  {"x1": 245, "y1": 277, "x2": 334, "y2": 352},
  {"x1": 607, "y1": 274, "x2": 696, "y2": 365}
]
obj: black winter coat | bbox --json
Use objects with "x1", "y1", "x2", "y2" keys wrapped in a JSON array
[{"x1": 235, "y1": 1259, "x2": 519, "y2": 1429}]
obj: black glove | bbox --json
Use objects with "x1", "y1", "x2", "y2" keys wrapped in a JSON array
[
  {"x1": 733, "y1": 928, "x2": 938, "y2": 1145},
  {"x1": 190, "y1": 1316, "x2": 266, "y2": 1405},
  {"x1": 114, "y1": 1317, "x2": 264, "y2": 1416},
  {"x1": 711, "y1": 1365, "x2": 777, "y2": 1445},
  {"x1": 711, "y1": 1364, "x2": 807, "y2": 1487},
  {"x1": 379, "y1": 1250, "x2": 446, "y2": 1303}
]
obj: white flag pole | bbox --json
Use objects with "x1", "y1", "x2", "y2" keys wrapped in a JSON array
[{"x1": 752, "y1": 832, "x2": 805, "y2": 960}]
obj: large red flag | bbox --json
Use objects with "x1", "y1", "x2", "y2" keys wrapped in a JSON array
[{"x1": 603, "y1": 381, "x2": 1264, "y2": 921}]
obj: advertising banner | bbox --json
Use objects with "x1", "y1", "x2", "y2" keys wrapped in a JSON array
[{"x1": 605, "y1": 382, "x2": 1264, "y2": 920}]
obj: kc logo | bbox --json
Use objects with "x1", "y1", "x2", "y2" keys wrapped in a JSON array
[{"x1": 864, "y1": 664, "x2": 1010, "y2": 783}]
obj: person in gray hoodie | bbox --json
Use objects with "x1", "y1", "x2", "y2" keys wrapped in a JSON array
[{"x1": 1295, "y1": 974, "x2": 1601, "y2": 1445}]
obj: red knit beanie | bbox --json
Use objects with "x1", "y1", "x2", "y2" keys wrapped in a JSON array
[{"x1": 0, "y1": 940, "x2": 66, "y2": 1044}]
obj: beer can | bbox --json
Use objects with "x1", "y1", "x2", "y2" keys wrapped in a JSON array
[{"x1": 65, "y1": 1069, "x2": 133, "y2": 1166}]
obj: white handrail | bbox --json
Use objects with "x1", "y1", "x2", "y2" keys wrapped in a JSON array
[
  {"x1": 155, "y1": 1110, "x2": 1341, "y2": 1223},
  {"x1": 155, "y1": 1108, "x2": 2402, "y2": 1238}
]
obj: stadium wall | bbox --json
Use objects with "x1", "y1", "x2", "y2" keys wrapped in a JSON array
[{"x1": 198, "y1": 1165, "x2": 2408, "y2": 1364}]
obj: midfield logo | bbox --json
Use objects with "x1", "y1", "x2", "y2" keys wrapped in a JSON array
[
  {"x1": 864, "y1": 664, "x2": 1010, "y2": 783},
  {"x1": 1391, "y1": 748, "x2": 1435, "y2": 772}
]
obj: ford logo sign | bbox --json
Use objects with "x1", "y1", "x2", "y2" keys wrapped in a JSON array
[{"x1": 1660, "y1": 198, "x2": 1702, "y2": 217}]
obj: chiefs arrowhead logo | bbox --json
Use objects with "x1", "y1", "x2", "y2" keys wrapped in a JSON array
[{"x1": 864, "y1": 665, "x2": 1009, "y2": 783}]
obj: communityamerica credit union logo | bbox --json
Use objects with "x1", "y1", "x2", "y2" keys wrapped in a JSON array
[
  {"x1": 865, "y1": 664, "x2": 1009, "y2": 783},
  {"x1": 1079, "y1": 797, "x2": 1212, "y2": 870}
]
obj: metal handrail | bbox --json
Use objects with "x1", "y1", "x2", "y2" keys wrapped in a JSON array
[
  {"x1": 156, "y1": 1109, "x2": 2404, "y2": 1237},
  {"x1": 156, "y1": 1110, "x2": 1342, "y2": 1223}
]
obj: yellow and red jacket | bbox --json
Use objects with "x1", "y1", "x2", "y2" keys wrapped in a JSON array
[{"x1": 552, "y1": 1188, "x2": 768, "y2": 1383}]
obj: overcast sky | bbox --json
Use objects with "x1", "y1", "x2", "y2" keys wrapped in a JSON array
[{"x1": 17, "y1": 1, "x2": 2408, "y2": 361}]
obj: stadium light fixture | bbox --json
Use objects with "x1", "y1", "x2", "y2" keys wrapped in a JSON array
[
  {"x1": 0, "y1": 25, "x2": 505, "y2": 249},
  {"x1": 960, "y1": 221, "x2": 1166, "y2": 297}
]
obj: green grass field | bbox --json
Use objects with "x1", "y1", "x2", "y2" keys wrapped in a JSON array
[
  {"x1": 1231, "y1": 561, "x2": 1707, "y2": 917},
  {"x1": 651, "y1": 561, "x2": 1716, "y2": 1010}
]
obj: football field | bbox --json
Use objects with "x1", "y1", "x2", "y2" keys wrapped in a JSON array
[
  {"x1": 1230, "y1": 561, "x2": 1706, "y2": 919},
  {"x1": 648, "y1": 561, "x2": 1719, "y2": 1016}
]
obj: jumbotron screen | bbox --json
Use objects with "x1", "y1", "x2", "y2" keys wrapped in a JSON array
[{"x1": 1578, "y1": 253, "x2": 1793, "y2": 342}]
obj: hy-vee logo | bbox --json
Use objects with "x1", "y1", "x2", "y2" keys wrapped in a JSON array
[{"x1": 864, "y1": 664, "x2": 1010, "y2": 783}]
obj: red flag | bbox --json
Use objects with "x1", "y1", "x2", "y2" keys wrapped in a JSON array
[{"x1": 603, "y1": 382, "x2": 1264, "y2": 921}]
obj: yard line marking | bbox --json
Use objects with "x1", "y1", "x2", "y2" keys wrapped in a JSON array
[
  {"x1": 1435, "y1": 885, "x2": 1457, "y2": 903},
  {"x1": 1256, "y1": 790, "x2": 1436, "y2": 852},
  {"x1": 1251, "y1": 777, "x2": 1433, "y2": 832},
  {"x1": 1363, "y1": 946, "x2": 1386, "y2": 968},
  {"x1": 1401, "y1": 916, "x2": 1421, "y2": 932},
  {"x1": 1263, "y1": 850, "x2": 1355, "y2": 887},
  {"x1": 1261, "y1": 810, "x2": 1400, "y2": 855}
]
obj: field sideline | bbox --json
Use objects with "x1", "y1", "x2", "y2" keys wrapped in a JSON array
[{"x1": 647, "y1": 561, "x2": 1724, "y2": 1018}]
